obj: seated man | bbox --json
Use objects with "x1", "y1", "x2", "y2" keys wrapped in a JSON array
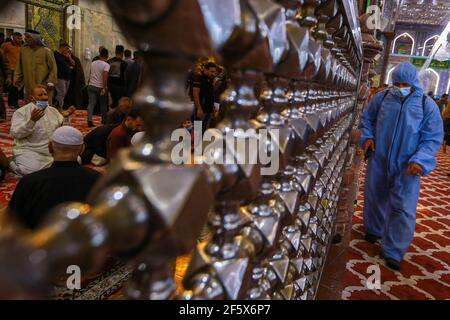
[
  {"x1": 9, "y1": 126, "x2": 101, "y2": 230},
  {"x1": 81, "y1": 124, "x2": 117, "y2": 166},
  {"x1": 106, "y1": 96, "x2": 133, "y2": 126},
  {"x1": 9, "y1": 85, "x2": 74, "y2": 176},
  {"x1": 107, "y1": 108, "x2": 143, "y2": 160}
]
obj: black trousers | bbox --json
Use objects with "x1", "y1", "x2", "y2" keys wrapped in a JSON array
[
  {"x1": 191, "y1": 105, "x2": 212, "y2": 134},
  {"x1": 8, "y1": 85, "x2": 19, "y2": 108},
  {"x1": 444, "y1": 119, "x2": 450, "y2": 146},
  {"x1": 80, "y1": 147, "x2": 106, "y2": 165},
  {"x1": 7, "y1": 71, "x2": 22, "y2": 108},
  {"x1": 0, "y1": 92, "x2": 5, "y2": 120},
  {"x1": 108, "y1": 83, "x2": 126, "y2": 109}
]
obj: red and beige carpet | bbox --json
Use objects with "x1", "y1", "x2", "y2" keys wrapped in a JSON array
[{"x1": 342, "y1": 152, "x2": 450, "y2": 300}]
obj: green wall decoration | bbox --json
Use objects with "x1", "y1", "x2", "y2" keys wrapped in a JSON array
[{"x1": 411, "y1": 58, "x2": 450, "y2": 69}]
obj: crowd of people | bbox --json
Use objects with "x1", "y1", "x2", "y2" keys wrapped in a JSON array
[
  {"x1": 0, "y1": 83, "x2": 143, "y2": 228},
  {"x1": 0, "y1": 30, "x2": 145, "y2": 229},
  {"x1": 0, "y1": 30, "x2": 144, "y2": 124},
  {"x1": 0, "y1": 32, "x2": 227, "y2": 231}
]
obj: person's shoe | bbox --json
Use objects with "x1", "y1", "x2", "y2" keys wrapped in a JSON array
[
  {"x1": 364, "y1": 233, "x2": 380, "y2": 244},
  {"x1": 385, "y1": 258, "x2": 401, "y2": 271},
  {"x1": 88, "y1": 121, "x2": 95, "y2": 128}
]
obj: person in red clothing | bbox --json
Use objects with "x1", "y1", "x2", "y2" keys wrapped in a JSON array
[{"x1": 106, "y1": 108, "x2": 143, "y2": 160}]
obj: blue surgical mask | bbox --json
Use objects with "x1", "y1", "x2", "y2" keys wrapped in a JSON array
[
  {"x1": 393, "y1": 86, "x2": 411, "y2": 98},
  {"x1": 35, "y1": 100, "x2": 49, "y2": 109}
]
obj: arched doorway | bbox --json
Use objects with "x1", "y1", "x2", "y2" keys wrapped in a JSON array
[
  {"x1": 422, "y1": 35, "x2": 439, "y2": 56},
  {"x1": 422, "y1": 68, "x2": 440, "y2": 95},
  {"x1": 392, "y1": 32, "x2": 415, "y2": 55}
]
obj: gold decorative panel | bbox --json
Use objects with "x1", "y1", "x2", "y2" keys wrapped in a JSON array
[{"x1": 22, "y1": 0, "x2": 73, "y2": 50}]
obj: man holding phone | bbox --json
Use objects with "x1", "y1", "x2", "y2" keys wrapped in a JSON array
[
  {"x1": 360, "y1": 62, "x2": 443, "y2": 271},
  {"x1": 7, "y1": 85, "x2": 75, "y2": 176}
]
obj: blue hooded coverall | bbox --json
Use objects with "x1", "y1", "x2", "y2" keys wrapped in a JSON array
[{"x1": 360, "y1": 62, "x2": 444, "y2": 262}]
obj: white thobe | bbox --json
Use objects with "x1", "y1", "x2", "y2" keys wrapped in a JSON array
[{"x1": 10, "y1": 102, "x2": 63, "y2": 176}]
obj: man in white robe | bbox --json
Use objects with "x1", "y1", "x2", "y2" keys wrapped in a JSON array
[{"x1": 9, "y1": 85, "x2": 74, "y2": 176}]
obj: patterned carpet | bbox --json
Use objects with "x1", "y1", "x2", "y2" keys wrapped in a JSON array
[{"x1": 342, "y1": 152, "x2": 450, "y2": 300}]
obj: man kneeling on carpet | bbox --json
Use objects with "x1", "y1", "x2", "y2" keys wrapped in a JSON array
[
  {"x1": 5, "y1": 85, "x2": 75, "y2": 176},
  {"x1": 360, "y1": 62, "x2": 443, "y2": 271},
  {"x1": 8, "y1": 126, "x2": 101, "y2": 230}
]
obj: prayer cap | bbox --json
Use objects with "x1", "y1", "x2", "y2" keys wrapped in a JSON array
[{"x1": 52, "y1": 126, "x2": 83, "y2": 146}]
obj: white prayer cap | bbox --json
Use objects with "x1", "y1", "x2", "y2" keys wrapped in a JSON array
[
  {"x1": 131, "y1": 132, "x2": 145, "y2": 146},
  {"x1": 52, "y1": 126, "x2": 84, "y2": 146}
]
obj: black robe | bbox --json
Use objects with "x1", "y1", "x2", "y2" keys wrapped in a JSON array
[
  {"x1": 9, "y1": 161, "x2": 101, "y2": 229},
  {"x1": 64, "y1": 55, "x2": 87, "y2": 109}
]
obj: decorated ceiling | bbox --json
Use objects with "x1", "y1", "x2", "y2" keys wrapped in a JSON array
[{"x1": 397, "y1": 0, "x2": 450, "y2": 26}]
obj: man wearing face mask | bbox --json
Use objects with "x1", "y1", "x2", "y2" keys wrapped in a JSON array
[
  {"x1": 360, "y1": 62, "x2": 444, "y2": 271},
  {"x1": 8, "y1": 85, "x2": 75, "y2": 176},
  {"x1": 9, "y1": 126, "x2": 101, "y2": 230}
]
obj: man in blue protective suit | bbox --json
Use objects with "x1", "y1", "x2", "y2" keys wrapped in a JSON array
[{"x1": 360, "y1": 62, "x2": 444, "y2": 271}]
